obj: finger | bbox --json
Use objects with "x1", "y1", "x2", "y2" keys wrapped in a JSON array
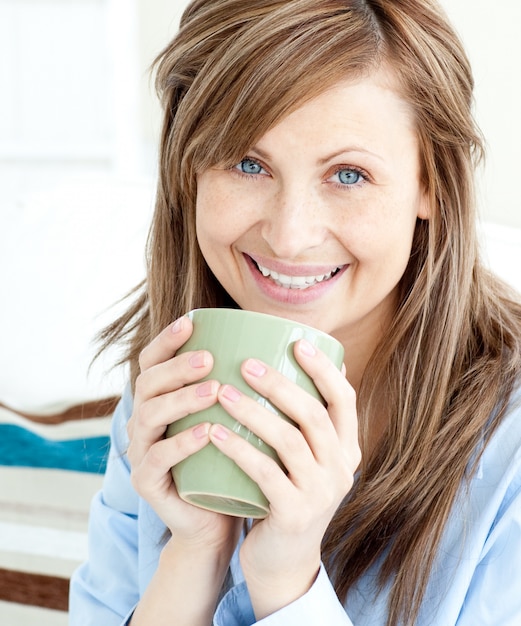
[
  {"x1": 216, "y1": 383, "x2": 316, "y2": 480},
  {"x1": 135, "y1": 348, "x2": 214, "y2": 402},
  {"x1": 138, "y1": 315, "x2": 192, "y2": 373},
  {"x1": 237, "y1": 358, "x2": 340, "y2": 464},
  {"x1": 293, "y1": 340, "x2": 359, "y2": 454},
  {"x1": 128, "y1": 380, "x2": 219, "y2": 467},
  {"x1": 131, "y1": 423, "x2": 211, "y2": 501},
  {"x1": 208, "y1": 423, "x2": 291, "y2": 508},
  {"x1": 238, "y1": 344, "x2": 356, "y2": 444}
]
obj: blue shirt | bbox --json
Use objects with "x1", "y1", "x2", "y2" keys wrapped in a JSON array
[{"x1": 69, "y1": 384, "x2": 521, "y2": 625}]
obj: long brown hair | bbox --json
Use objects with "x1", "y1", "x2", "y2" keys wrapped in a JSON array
[{"x1": 100, "y1": 1, "x2": 521, "y2": 624}]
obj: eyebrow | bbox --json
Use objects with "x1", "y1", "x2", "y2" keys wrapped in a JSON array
[
  {"x1": 318, "y1": 147, "x2": 385, "y2": 165},
  {"x1": 250, "y1": 145, "x2": 385, "y2": 165}
]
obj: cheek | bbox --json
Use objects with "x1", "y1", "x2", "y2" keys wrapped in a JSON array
[
  {"x1": 337, "y1": 198, "x2": 418, "y2": 268},
  {"x1": 197, "y1": 188, "x2": 263, "y2": 252},
  {"x1": 195, "y1": 188, "x2": 220, "y2": 265},
  {"x1": 196, "y1": 180, "x2": 228, "y2": 242},
  {"x1": 195, "y1": 188, "x2": 252, "y2": 263},
  {"x1": 196, "y1": 204, "x2": 245, "y2": 252}
]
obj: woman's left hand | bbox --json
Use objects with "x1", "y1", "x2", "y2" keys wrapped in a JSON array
[{"x1": 208, "y1": 338, "x2": 361, "y2": 619}]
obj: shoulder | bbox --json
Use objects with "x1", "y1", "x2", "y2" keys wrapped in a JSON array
[
  {"x1": 459, "y1": 382, "x2": 521, "y2": 543},
  {"x1": 476, "y1": 384, "x2": 521, "y2": 511},
  {"x1": 109, "y1": 383, "x2": 134, "y2": 457},
  {"x1": 480, "y1": 384, "x2": 521, "y2": 477}
]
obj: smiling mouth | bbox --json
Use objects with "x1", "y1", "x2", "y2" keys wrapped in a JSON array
[{"x1": 253, "y1": 259, "x2": 345, "y2": 290}]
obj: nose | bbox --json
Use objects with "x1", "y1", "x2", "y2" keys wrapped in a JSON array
[{"x1": 261, "y1": 185, "x2": 328, "y2": 259}]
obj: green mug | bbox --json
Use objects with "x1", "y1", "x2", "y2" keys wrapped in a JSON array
[{"x1": 166, "y1": 308, "x2": 344, "y2": 518}]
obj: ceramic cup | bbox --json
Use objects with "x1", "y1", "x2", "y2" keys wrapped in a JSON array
[{"x1": 166, "y1": 308, "x2": 344, "y2": 518}]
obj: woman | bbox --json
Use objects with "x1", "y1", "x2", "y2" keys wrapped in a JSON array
[{"x1": 70, "y1": 1, "x2": 521, "y2": 624}]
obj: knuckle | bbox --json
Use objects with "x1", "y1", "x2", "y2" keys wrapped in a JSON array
[
  {"x1": 131, "y1": 401, "x2": 149, "y2": 432},
  {"x1": 129, "y1": 464, "x2": 144, "y2": 494},
  {"x1": 318, "y1": 494, "x2": 336, "y2": 516},
  {"x1": 126, "y1": 441, "x2": 136, "y2": 466},
  {"x1": 337, "y1": 455, "x2": 357, "y2": 491},
  {"x1": 344, "y1": 383, "x2": 357, "y2": 404},
  {"x1": 344, "y1": 434, "x2": 362, "y2": 470},
  {"x1": 280, "y1": 424, "x2": 305, "y2": 454},
  {"x1": 338, "y1": 466, "x2": 353, "y2": 492},
  {"x1": 134, "y1": 371, "x2": 148, "y2": 398},
  {"x1": 126, "y1": 415, "x2": 135, "y2": 439},
  {"x1": 317, "y1": 480, "x2": 344, "y2": 514},
  {"x1": 146, "y1": 442, "x2": 168, "y2": 470},
  {"x1": 309, "y1": 403, "x2": 330, "y2": 427},
  {"x1": 135, "y1": 399, "x2": 154, "y2": 427},
  {"x1": 138, "y1": 346, "x2": 150, "y2": 371},
  {"x1": 352, "y1": 444, "x2": 362, "y2": 469},
  {"x1": 256, "y1": 456, "x2": 281, "y2": 483}
]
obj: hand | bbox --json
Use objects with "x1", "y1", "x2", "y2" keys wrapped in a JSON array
[
  {"x1": 127, "y1": 316, "x2": 241, "y2": 553},
  {"x1": 208, "y1": 338, "x2": 361, "y2": 618}
]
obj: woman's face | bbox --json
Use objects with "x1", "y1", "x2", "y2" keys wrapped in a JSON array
[{"x1": 196, "y1": 68, "x2": 429, "y2": 355}]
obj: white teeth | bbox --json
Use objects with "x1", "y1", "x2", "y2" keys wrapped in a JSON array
[{"x1": 256, "y1": 262, "x2": 342, "y2": 289}]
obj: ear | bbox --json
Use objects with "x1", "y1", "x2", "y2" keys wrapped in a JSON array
[{"x1": 416, "y1": 187, "x2": 431, "y2": 220}]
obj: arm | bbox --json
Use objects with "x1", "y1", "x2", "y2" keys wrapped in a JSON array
[
  {"x1": 455, "y1": 477, "x2": 521, "y2": 624},
  {"x1": 214, "y1": 563, "x2": 354, "y2": 626},
  {"x1": 129, "y1": 537, "x2": 234, "y2": 626},
  {"x1": 70, "y1": 385, "x2": 234, "y2": 626},
  {"x1": 71, "y1": 317, "x2": 242, "y2": 625},
  {"x1": 69, "y1": 386, "x2": 141, "y2": 625},
  {"x1": 123, "y1": 316, "x2": 242, "y2": 625}
]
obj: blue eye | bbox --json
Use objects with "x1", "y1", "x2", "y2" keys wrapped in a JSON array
[
  {"x1": 336, "y1": 168, "x2": 363, "y2": 185},
  {"x1": 236, "y1": 158, "x2": 265, "y2": 175}
]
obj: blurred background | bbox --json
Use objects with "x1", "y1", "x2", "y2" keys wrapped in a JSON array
[
  {"x1": 0, "y1": 1, "x2": 520, "y2": 623},
  {"x1": 1, "y1": 0, "x2": 520, "y2": 409}
]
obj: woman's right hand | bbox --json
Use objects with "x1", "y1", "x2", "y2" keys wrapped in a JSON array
[{"x1": 126, "y1": 315, "x2": 241, "y2": 552}]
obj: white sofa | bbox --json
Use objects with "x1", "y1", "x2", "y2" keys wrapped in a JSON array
[{"x1": 0, "y1": 176, "x2": 153, "y2": 624}]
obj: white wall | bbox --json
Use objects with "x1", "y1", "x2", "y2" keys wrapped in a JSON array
[
  {"x1": 439, "y1": 0, "x2": 521, "y2": 229},
  {"x1": 1, "y1": 0, "x2": 520, "y2": 409},
  {"x1": 0, "y1": 0, "x2": 153, "y2": 409},
  {"x1": 138, "y1": 0, "x2": 521, "y2": 228},
  {"x1": 136, "y1": 0, "x2": 189, "y2": 157}
]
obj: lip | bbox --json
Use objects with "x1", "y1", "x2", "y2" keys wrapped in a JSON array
[
  {"x1": 248, "y1": 253, "x2": 345, "y2": 277},
  {"x1": 244, "y1": 253, "x2": 348, "y2": 305}
]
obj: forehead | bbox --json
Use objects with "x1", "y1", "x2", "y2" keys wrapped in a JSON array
[
  {"x1": 253, "y1": 66, "x2": 418, "y2": 159},
  {"x1": 300, "y1": 64, "x2": 413, "y2": 127}
]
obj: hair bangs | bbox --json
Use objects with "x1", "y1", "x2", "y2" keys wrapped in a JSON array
[{"x1": 178, "y1": 1, "x2": 384, "y2": 175}]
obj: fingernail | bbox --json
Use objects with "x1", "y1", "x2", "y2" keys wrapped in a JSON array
[
  {"x1": 171, "y1": 317, "x2": 184, "y2": 333},
  {"x1": 244, "y1": 358, "x2": 267, "y2": 377},
  {"x1": 189, "y1": 351, "x2": 208, "y2": 368},
  {"x1": 221, "y1": 385, "x2": 241, "y2": 402},
  {"x1": 299, "y1": 339, "x2": 316, "y2": 356},
  {"x1": 210, "y1": 424, "x2": 229, "y2": 441},
  {"x1": 196, "y1": 381, "x2": 215, "y2": 397},
  {"x1": 193, "y1": 423, "x2": 209, "y2": 439}
]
